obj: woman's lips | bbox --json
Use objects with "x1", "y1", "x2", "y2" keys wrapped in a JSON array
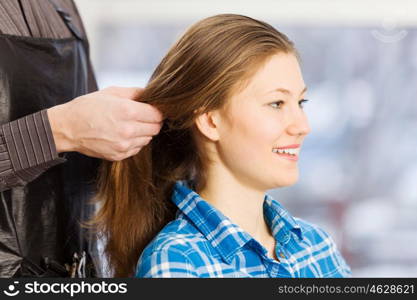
[
  {"x1": 272, "y1": 146, "x2": 300, "y2": 162},
  {"x1": 274, "y1": 144, "x2": 300, "y2": 149},
  {"x1": 274, "y1": 152, "x2": 299, "y2": 161}
]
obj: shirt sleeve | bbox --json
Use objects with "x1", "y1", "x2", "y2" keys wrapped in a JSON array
[
  {"x1": 0, "y1": 109, "x2": 66, "y2": 192},
  {"x1": 136, "y1": 247, "x2": 199, "y2": 278}
]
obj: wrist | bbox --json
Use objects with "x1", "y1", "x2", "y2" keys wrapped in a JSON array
[{"x1": 47, "y1": 104, "x2": 75, "y2": 153}]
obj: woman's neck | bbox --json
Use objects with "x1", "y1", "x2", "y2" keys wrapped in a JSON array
[{"x1": 198, "y1": 165, "x2": 273, "y2": 245}]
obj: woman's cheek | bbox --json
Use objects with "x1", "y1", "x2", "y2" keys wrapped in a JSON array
[{"x1": 252, "y1": 114, "x2": 286, "y2": 142}]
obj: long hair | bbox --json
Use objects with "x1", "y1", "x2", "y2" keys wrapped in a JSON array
[{"x1": 92, "y1": 14, "x2": 297, "y2": 277}]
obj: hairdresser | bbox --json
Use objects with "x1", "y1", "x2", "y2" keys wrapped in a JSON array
[{"x1": 0, "y1": 0, "x2": 162, "y2": 277}]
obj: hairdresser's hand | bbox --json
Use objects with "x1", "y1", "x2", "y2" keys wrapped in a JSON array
[{"x1": 47, "y1": 86, "x2": 163, "y2": 161}]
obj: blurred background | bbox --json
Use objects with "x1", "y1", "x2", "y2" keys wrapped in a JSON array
[{"x1": 74, "y1": 0, "x2": 417, "y2": 277}]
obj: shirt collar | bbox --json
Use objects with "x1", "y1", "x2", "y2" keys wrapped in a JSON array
[
  {"x1": 263, "y1": 194, "x2": 304, "y2": 243},
  {"x1": 171, "y1": 181, "x2": 304, "y2": 264}
]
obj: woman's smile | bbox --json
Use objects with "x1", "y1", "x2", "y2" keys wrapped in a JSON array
[
  {"x1": 272, "y1": 149, "x2": 299, "y2": 161},
  {"x1": 272, "y1": 144, "x2": 301, "y2": 162}
]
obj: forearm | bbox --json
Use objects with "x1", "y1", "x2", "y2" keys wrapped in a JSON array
[{"x1": 0, "y1": 109, "x2": 66, "y2": 192}]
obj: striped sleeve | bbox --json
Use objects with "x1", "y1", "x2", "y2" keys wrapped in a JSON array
[{"x1": 0, "y1": 109, "x2": 66, "y2": 192}]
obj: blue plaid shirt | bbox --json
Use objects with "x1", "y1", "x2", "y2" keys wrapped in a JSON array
[{"x1": 136, "y1": 181, "x2": 351, "y2": 278}]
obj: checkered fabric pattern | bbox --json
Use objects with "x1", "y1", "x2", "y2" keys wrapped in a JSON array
[{"x1": 136, "y1": 181, "x2": 352, "y2": 278}]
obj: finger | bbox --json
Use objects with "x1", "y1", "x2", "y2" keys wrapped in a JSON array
[
  {"x1": 130, "y1": 122, "x2": 162, "y2": 138},
  {"x1": 124, "y1": 147, "x2": 143, "y2": 159},
  {"x1": 102, "y1": 86, "x2": 144, "y2": 100},
  {"x1": 113, "y1": 147, "x2": 142, "y2": 161},
  {"x1": 124, "y1": 137, "x2": 153, "y2": 157},
  {"x1": 113, "y1": 137, "x2": 151, "y2": 161},
  {"x1": 127, "y1": 136, "x2": 153, "y2": 151},
  {"x1": 130, "y1": 101, "x2": 164, "y2": 123}
]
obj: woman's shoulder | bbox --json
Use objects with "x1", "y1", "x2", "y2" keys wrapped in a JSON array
[
  {"x1": 293, "y1": 217, "x2": 352, "y2": 277},
  {"x1": 135, "y1": 217, "x2": 212, "y2": 277},
  {"x1": 293, "y1": 217, "x2": 335, "y2": 243},
  {"x1": 147, "y1": 217, "x2": 206, "y2": 252}
]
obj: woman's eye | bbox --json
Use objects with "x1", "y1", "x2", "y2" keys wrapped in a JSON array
[
  {"x1": 270, "y1": 99, "x2": 309, "y2": 109},
  {"x1": 299, "y1": 99, "x2": 309, "y2": 109},
  {"x1": 270, "y1": 101, "x2": 284, "y2": 109}
]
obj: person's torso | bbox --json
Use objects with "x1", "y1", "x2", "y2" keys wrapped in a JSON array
[
  {"x1": 136, "y1": 207, "x2": 352, "y2": 278},
  {"x1": 0, "y1": 1, "x2": 100, "y2": 277}
]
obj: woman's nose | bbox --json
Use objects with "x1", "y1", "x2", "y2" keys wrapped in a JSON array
[{"x1": 286, "y1": 108, "x2": 311, "y2": 137}]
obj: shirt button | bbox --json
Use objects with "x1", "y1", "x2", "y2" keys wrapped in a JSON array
[
  {"x1": 278, "y1": 233, "x2": 290, "y2": 245},
  {"x1": 279, "y1": 252, "x2": 285, "y2": 259}
]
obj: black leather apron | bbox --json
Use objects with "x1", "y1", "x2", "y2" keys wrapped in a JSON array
[{"x1": 0, "y1": 4, "x2": 99, "y2": 277}]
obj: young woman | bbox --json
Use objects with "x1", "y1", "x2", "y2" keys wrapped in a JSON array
[{"x1": 93, "y1": 14, "x2": 351, "y2": 278}]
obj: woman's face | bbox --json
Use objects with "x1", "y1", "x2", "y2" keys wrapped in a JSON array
[{"x1": 215, "y1": 52, "x2": 311, "y2": 191}]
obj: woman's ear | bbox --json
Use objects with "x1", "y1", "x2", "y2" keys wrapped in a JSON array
[{"x1": 195, "y1": 111, "x2": 221, "y2": 142}]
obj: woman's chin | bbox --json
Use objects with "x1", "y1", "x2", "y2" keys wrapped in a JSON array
[{"x1": 269, "y1": 174, "x2": 299, "y2": 189}]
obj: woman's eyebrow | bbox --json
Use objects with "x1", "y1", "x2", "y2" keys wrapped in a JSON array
[{"x1": 268, "y1": 86, "x2": 308, "y2": 96}]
